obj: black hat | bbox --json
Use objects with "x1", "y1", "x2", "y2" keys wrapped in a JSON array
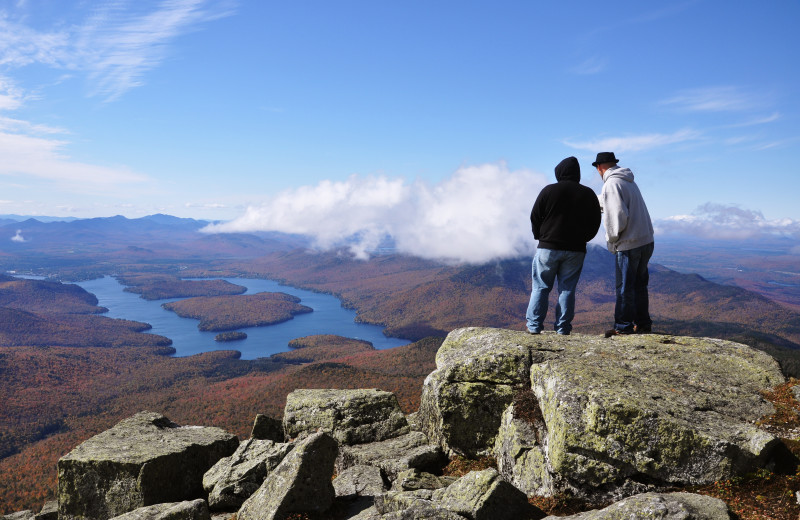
[{"x1": 592, "y1": 152, "x2": 619, "y2": 167}]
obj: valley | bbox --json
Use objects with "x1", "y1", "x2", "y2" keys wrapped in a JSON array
[{"x1": 1, "y1": 214, "x2": 800, "y2": 516}]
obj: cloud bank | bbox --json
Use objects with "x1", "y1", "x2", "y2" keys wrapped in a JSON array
[
  {"x1": 656, "y1": 203, "x2": 800, "y2": 240},
  {"x1": 203, "y1": 163, "x2": 548, "y2": 264}
]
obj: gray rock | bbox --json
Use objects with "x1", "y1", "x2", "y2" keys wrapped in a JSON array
[
  {"x1": 435, "y1": 468, "x2": 544, "y2": 520},
  {"x1": 250, "y1": 414, "x2": 283, "y2": 442},
  {"x1": 405, "y1": 411, "x2": 423, "y2": 432},
  {"x1": 333, "y1": 464, "x2": 387, "y2": 498},
  {"x1": 110, "y1": 500, "x2": 210, "y2": 520},
  {"x1": 542, "y1": 492, "x2": 733, "y2": 519},
  {"x1": 422, "y1": 328, "x2": 786, "y2": 500},
  {"x1": 283, "y1": 388, "x2": 409, "y2": 445},
  {"x1": 202, "y1": 438, "x2": 294, "y2": 510},
  {"x1": 237, "y1": 431, "x2": 338, "y2": 520},
  {"x1": 337, "y1": 431, "x2": 446, "y2": 480},
  {"x1": 420, "y1": 327, "x2": 563, "y2": 458},
  {"x1": 525, "y1": 333, "x2": 782, "y2": 498},
  {"x1": 349, "y1": 506, "x2": 383, "y2": 520},
  {"x1": 374, "y1": 490, "x2": 455, "y2": 518},
  {"x1": 393, "y1": 469, "x2": 457, "y2": 491},
  {"x1": 57, "y1": 411, "x2": 238, "y2": 520},
  {"x1": 34, "y1": 501, "x2": 57, "y2": 520},
  {"x1": 380, "y1": 508, "x2": 465, "y2": 520},
  {"x1": 34, "y1": 500, "x2": 58, "y2": 520},
  {"x1": 1, "y1": 511, "x2": 34, "y2": 520}
]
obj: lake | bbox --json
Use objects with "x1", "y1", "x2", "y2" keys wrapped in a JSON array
[{"x1": 75, "y1": 276, "x2": 409, "y2": 359}]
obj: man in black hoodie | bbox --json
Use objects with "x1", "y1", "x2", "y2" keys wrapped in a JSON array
[{"x1": 526, "y1": 156, "x2": 601, "y2": 334}]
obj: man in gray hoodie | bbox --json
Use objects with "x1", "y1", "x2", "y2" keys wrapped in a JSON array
[{"x1": 593, "y1": 152, "x2": 654, "y2": 336}]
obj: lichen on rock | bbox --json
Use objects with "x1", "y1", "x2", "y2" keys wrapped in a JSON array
[
  {"x1": 421, "y1": 327, "x2": 786, "y2": 502},
  {"x1": 283, "y1": 388, "x2": 409, "y2": 445},
  {"x1": 57, "y1": 412, "x2": 238, "y2": 520}
]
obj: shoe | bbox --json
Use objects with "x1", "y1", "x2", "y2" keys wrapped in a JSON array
[
  {"x1": 527, "y1": 330, "x2": 541, "y2": 335},
  {"x1": 634, "y1": 325, "x2": 652, "y2": 334},
  {"x1": 604, "y1": 328, "x2": 634, "y2": 338}
]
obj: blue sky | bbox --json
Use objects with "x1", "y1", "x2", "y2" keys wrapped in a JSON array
[{"x1": 1, "y1": 1, "x2": 799, "y2": 261}]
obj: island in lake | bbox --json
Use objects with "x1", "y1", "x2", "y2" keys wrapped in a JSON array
[
  {"x1": 162, "y1": 292, "x2": 313, "y2": 331},
  {"x1": 215, "y1": 331, "x2": 248, "y2": 342}
]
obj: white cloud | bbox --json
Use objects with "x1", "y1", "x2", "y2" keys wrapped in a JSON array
[
  {"x1": 563, "y1": 129, "x2": 700, "y2": 153},
  {"x1": 655, "y1": 203, "x2": 800, "y2": 240},
  {"x1": 0, "y1": 47, "x2": 149, "y2": 189},
  {"x1": 203, "y1": 163, "x2": 549, "y2": 264},
  {"x1": 659, "y1": 86, "x2": 764, "y2": 113},
  {"x1": 0, "y1": 126, "x2": 146, "y2": 186},
  {"x1": 0, "y1": 0, "x2": 235, "y2": 101},
  {"x1": 724, "y1": 112, "x2": 781, "y2": 128},
  {"x1": 78, "y1": 0, "x2": 235, "y2": 100},
  {"x1": 11, "y1": 229, "x2": 25, "y2": 242},
  {"x1": 185, "y1": 202, "x2": 229, "y2": 210}
]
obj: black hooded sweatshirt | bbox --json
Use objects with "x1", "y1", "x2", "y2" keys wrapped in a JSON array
[{"x1": 530, "y1": 156, "x2": 601, "y2": 253}]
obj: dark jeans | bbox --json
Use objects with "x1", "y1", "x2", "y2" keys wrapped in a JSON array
[{"x1": 614, "y1": 242, "x2": 654, "y2": 332}]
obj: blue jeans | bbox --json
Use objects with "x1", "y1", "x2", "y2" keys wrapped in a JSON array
[
  {"x1": 614, "y1": 242, "x2": 654, "y2": 332},
  {"x1": 526, "y1": 249, "x2": 586, "y2": 335}
]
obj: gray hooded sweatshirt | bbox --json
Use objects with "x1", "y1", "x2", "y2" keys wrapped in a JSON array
[{"x1": 599, "y1": 166, "x2": 654, "y2": 252}]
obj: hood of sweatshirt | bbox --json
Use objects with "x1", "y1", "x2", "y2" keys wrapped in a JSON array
[
  {"x1": 555, "y1": 156, "x2": 580, "y2": 182},
  {"x1": 603, "y1": 166, "x2": 634, "y2": 183}
]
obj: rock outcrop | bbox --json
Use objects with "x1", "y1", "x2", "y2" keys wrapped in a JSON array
[
  {"x1": 371, "y1": 468, "x2": 545, "y2": 520},
  {"x1": 237, "y1": 431, "x2": 338, "y2": 520},
  {"x1": 336, "y1": 431, "x2": 445, "y2": 480},
  {"x1": 57, "y1": 412, "x2": 238, "y2": 520},
  {"x1": 542, "y1": 492, "x2": 732, "y2": 519},
  {"x1": 421, "y1": 328, "x2": 786, "y2": 501},
  {"x1": 202, "y1": 438, "x2": 293, "y2": 510},
  {"x1": 110, "y1": 499, "x2": 210, "y2": 520},
  {"x1": 283, "y1": 388, "x2": 409, "y2": 444}
]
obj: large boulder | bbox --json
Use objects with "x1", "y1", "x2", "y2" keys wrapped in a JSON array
[
  {"x1": 420, "y1": 328, "x2": 786, "y2": 501},
  {"x1": 110, "y1": 500, "x2": 210, "y2": 520},
  {"x1": 373, "y1": 469, "x2": 544, "y2": 520},
  {"x1": 542, "y1": 492, "x2": 733, "y2": 519},
  {"x1": 419, "y1": 327, "x2": 563, "y2": 458},
  {"x1": 57, "y1": 412, "x2": 239, "y2": 520},
  {"x1": 237, "y1": 431, "x2": 338, "y2": 520},
  {"x1": 202, "y1": 438, "x2": 294, "y2": 510},
  {"x1": 333, "y1": 465, "x2": 387, "y2": 498},
  {"x1": 283, "y1": 388, "x2": 409, "y2": 444},
  {"x1": 434, "y1": 468, "x2": 544, "y2": 520},
  {"x1": 393, "y1": 469, "x2": 457, "y2": 492},
  {"x1": 336, "y1": 431, "x2": 446, "y2": 480}
]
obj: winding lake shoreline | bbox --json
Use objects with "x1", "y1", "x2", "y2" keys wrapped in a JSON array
[{"x1": 75, "y1": 276, "x2": 409, "y2": 359}]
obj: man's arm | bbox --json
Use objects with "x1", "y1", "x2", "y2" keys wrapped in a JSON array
[
  {"x1": 601, "y1": 183, "x2": 629, "y2": 245},
  {"x1": 530, "y1": 192, "x2": 546, "y2": 239},
  {"x1": 584, "y1": 192, "x2": 602, "y2": 242}
]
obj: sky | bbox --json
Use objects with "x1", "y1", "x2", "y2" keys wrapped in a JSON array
[{"x1": 1, "y1": 1, "x2": 799, "y2": 262}]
